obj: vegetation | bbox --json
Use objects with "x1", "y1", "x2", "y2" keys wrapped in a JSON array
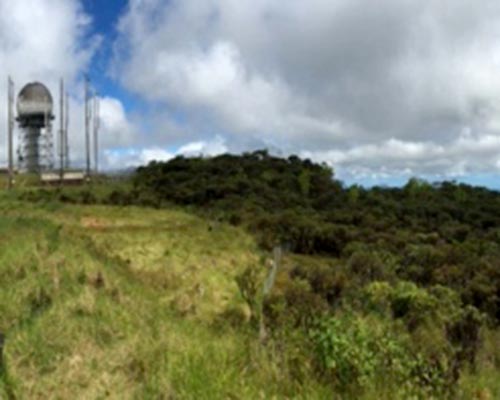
[{"x1": 1, "y1": 150, "x2": 499, "y2": 398}]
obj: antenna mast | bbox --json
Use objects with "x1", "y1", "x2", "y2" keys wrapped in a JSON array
[
  {"x1": 59, "y1": 78, "x2": 64, "y2": 179},
  {"x1": 7, "y1": 77, "x2": 14, "y2": 189},
  {"x1": 93, "y1": 91, "x2": 100, "y2": 174},
  {"x1": 84, "y1": 76, "x2": 91, "y2": 178},
  {"x1": 64, "y1": 91, "x2": 70, "y2": 169}
]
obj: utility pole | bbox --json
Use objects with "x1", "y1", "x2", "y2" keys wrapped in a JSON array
[
  {"x1": 59, "y1": 78, "x2": 64, "y2": 180},
  {"x1": 84, "y1": 76, "x2": 91, "y2": 178},
  {"x1": 7, "y1": 77, "x2": 14, "y2": 189},
  {"x1": 92, "y1": 92, "x2": 100, "y2": 175},
  {"x1": 64, "y1": 91, "x2": 70, "y2": 169}
]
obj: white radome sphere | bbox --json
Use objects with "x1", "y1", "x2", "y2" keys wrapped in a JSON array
[{"x1": 17, "y1": 82, "x2": 53, "y2": 117}]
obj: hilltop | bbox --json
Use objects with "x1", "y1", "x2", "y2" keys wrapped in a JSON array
[{"x1": 0, "y1": 151, "x2": 499, "y2": 399}]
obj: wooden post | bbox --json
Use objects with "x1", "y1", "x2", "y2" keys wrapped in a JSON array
[
  {"x1": 0, "y1": 332, "x2": 5, "y2": 373},
  {"x1": 259, "y1": 246, "x2": 282, "y2": 343}
]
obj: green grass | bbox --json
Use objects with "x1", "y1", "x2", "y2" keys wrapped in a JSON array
[
  {"x1": 0, "y1": 192, "x2": 331, "y2": 399},
  {"x1": 1, "y1": 189, "x2": 498, "y2": 399}
]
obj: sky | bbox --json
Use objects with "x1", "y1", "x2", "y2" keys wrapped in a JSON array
[{"x1": 2, "y1": 0, "x2": 500, "y2": 188}]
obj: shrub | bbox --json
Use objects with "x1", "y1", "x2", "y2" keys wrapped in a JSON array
[
  {"x1": 310, "y1": 315, "x2": 378, "y2": 391},
  {"x1": 235, "y1": 263, "x2": 266, "y2": 330},
  {"x1": 309, "y1": 313, "x2": 457, "y2": 397}
]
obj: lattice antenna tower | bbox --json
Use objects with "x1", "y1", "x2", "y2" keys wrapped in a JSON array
[{"x1": 41, "y1": 109, "x2": 54, "y2": 171}]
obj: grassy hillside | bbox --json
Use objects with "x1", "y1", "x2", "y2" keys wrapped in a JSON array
[
  {"x1": 1, "y1": 152, "x2": 500, "y2": 399},
  {"x1": 0, "y1": 194, "x2": 331, "y2": 399}
]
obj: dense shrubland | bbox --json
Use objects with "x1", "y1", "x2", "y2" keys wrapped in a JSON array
[
  {"x1": 13, "y1": 150, "x2": 500, "y2": 398},
  {"x1": 130, "y1": 151, "x2": 500, "y2": 397}
]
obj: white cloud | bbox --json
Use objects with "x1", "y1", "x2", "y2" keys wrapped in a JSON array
[
  {"x1": 98, "y1": 97, "x2": 136, "y2": 147},
  {"x1": 104, "y1": 135, "x2": 228, "y2": 169},
  {"x1": 104, "y1": 147, "x2": 174, "y2": 170},
  {"x1": 65, "y1": 94, "x2": 140, "y2": 169},
  {"x1": 0, "y1": 0, "x2": 96, "y2": 84},
  {"x1": 6, "y1": 0, "x2": 500, "y2": 180},
  {"x1": 304, "y1": 132, "x2": 500, "y2": 181},
  {"x1": 177, "y1": 135, "x2": 227, "y2": 156},
  {"x1": 140, "y1": 148, "x2": 174, "y2": 164},
  {"x1": 112, "y1": 0, "x2": 500, "y2": 180}
]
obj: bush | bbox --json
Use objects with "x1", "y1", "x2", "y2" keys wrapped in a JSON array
[
  {"x1": 310, "y1": 313, "x2": 458, "y2": 397},
  {"x1": 310, "y1": 315, "x2": 378, "y2": 391}
]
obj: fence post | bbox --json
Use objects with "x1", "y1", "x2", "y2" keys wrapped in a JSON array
[
  {"x1": 0, "y1": 332, "x2": 4, "y2": 373},
  {"x1": 259, "y1": 246, "x2": 283, "y2": 343}
]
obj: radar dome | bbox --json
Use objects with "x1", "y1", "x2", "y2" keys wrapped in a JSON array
[{"x1": 17, "y1": 82, "x2": 53, "y2": 117}]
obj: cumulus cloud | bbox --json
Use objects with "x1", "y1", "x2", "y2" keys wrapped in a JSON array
[
  {"x1": 103, "y1": 135, "x2": 228, "y2": 169},
  {"x1": 62, "y1": 94, "x2": 139, "y2": 169},
  {"x1": 177, "y1": 135, "x2": 227, "y2": 157},
  {"x1": 98, "y1": 96, "x2": 136, "y2": 147},
  {"x1": 104, "y1": 147, "x2": 173, "y2": 170},
  {"x1": 305, "y1": 132, "x2": 500, "y2": 183},
  {"x1": 112, "y1": 0, "x2": 500, "y2": 180},
  {"x1": 4, "y1": 0, "x2": 500, "y2": 181},
  {"x1": 0, "y1": 0, "x2": 95, "y2": 84}
]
